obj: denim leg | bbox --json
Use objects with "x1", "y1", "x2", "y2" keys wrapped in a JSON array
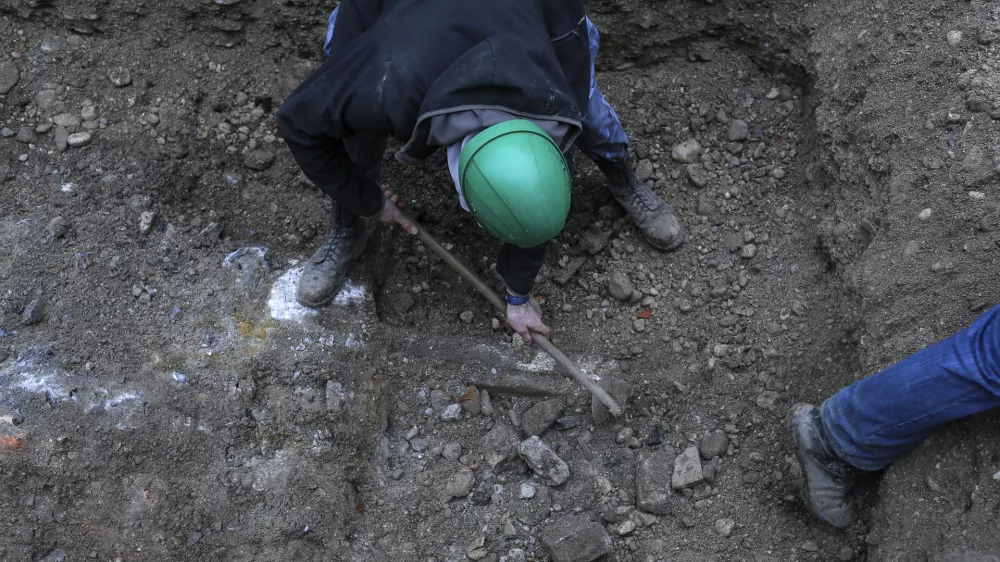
[
  {"x1": 574, "y1": 18, "x2": 629, "y2": 164},
  {"x1": 821, "y1": 305, "x2": 1000, "y2": 471},
  {"x1": 323, "y1": 5, "x2": 340, "y2": 59}
]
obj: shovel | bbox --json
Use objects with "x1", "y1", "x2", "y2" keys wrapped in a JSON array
[{"x1": 410, "y1": 220, "x2": 624, "y2": 417}]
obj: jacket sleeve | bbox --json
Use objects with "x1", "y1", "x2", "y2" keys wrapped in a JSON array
[
  {"x1": 496, "y1": 242, "x2": 549, "y2": 296},
  {"x1": 275, "y1": 0, "x2": 388, "y2": 218}
]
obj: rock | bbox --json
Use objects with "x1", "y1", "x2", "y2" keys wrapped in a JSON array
[
  {"x1": 539, "y1": 514, "x2": 613, "y2": 562},
  {"x1": 46, "y1": 216, "x2": 68, "y2": 239},
  {"x1": 460, "y1": 386, "x2": 482, "y2": 414},
  {"x1": 139, "y1": 211, "x2": 158, "y2": 235},
  {"x1": 801, "y1": 541, "x2": 820, "y2": 552},
  {"x1": 770, "y1": 167, "x2": 787, "y2": 179},
  {"x1": 22, "y1": 299, "x2": 44, "y2": 326},
  {"x1": 410, "y1": 438, "x2": 429, "y2": 452},
  {"x1": 636, "y1": 450, "x2": 676, "y2": 514},
  {"x1": 467, "y1": 372, "x2": 573, "y2": 397},
  {"x1": 0, "y1": 62, "x2": 19, "y2": 94},
  {"x1": 838, "y1": 546, "x2": 855, "y2": 560},
  {"x1": 918, "y1": 208, "x2": 932, "y2": 221},
  {"x1": 592, "y1": 377, "x2": 632, "y2": 425},
  {"x1": 699, "y1": 430, "x2": 729, "y2": 459},
  {"x1": 685, "y1": 163, "x2": 709, "y2": 187},
  {"x1": 521, "y1": 398, "x2": 564, "y2": 436},
  {"x1": 81, "y1": 105, "x2": 98, "y2": 121},
  {"x1": 579, "y1": 228, "x2": 610, "y2": 255},
  {"x1": 554, "y1": 256, "x2": 587, "y2": 285},
  {"x1": 518, "y1": 482, "x2": 536, "y2": 499},
  {"x1": 39, "y1": 36, "x2": 63, "y2": 54},
  {"x1": 442, "y1": 443, "x2": 462, "y2": 461},
  {"x1": 441, "y1": 467, "x2": 475, "y2": 501},
  {"x1": 108, "y1": 67, "x2": 132, "y2": 87},
  {"x1": 517, "y1": 436, "x2": 570, "y2": 486},
  {"x1": 616, "y1": 519, "x2": 636, "y2": 536},
  {"x1": 54, "y1": 126, "x2": 69, "y2": 152},
  {"x1": 727, "y1": 119, "x2": 748, "y2": 141},
  {"x1": 53, "y1": 113, "x2": 81, "y2": 129},
  {"x1": 607, "y1": 271, "x2": 633, "y2": 302},
  {"x1": 467, "y1": 535, "x2": 488, "y2": 561},
  {"x1": 635, "y1": 159, "x2": 654, "y2": 181},
  {"x1": 16, "y1": 127, "x2": 37, "y2": 144},
  {"x1": 460, "y1": 310, "x2": 474, "y2": 324},
  {"x1": 442, "y1": 403, "x2": 462, "y2": 421},
  {"x1": 671, "y1": 139, "x2": 702, "y2": 163},
  {"x1": 1, "y1": 128, "x2": 13, "y2": 138},
  {"x1": 67, "y1": 132, "x2": 92, "y2": 148},
  {"x1": 244, "y1": 150, "x2": 275, "y2": 171},
  {"x1": 326, "y1": 381, "x2": 348, "y2": 413},
  {"x1": 946, "y1": 30, "x2": 963, "y2": 47},
  {"x1": 714, "y1": 517, "x2": 735, "y2": 538},
  {"x1": 740, "y1": 244, "x2": 757, "y2": 259},
  {"x1": 481, "y1": 423, "x2": 520, "y2": 468},
  {"x1": 36, "y1": 89, "x2": 57, "y2": 110},
  {"x1": 672, "y1": 446, "x2": 704, "y2": 489},
  {"x1": 902, "y1": 240, "x2": 920, "y2": 258}
]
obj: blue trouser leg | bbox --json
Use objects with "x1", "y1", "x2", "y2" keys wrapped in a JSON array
[
  {"x1": 574, "y1": 18, "x2": 629, "y2": 164},
  {"x1": 821, "y1": 305, "x2": 1000, "y2": 471}
]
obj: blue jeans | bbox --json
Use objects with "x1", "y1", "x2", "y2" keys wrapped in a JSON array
[
  {"x1": 822, "y1": 304, "x2": 1000, "y2": 471},
  {"x1": 323, "y1": 9, "x2": 629, "y2": 163}
]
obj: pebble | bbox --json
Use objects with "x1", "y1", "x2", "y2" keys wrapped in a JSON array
[
  {"x1": 838, "y1": 546, "x2": 855, "y2": 560},
  {"x1": 765, "y1": 87, "x2": 780, "y2": 100},
  {"x1": 539, "y1": 515, "x2": 612, "y2": 562},
  {"x1": 491, "y1": 317, "x2": 501, "y2": 330},
  {"x1": 40, "y1": 36, "x2": 62, "y2": 54},
  {"x1": 442, "y1": 442, "x2": 462, "y2": 461},
  {"x1": 616, "y1": 519, "x2": 636, "y2": 536},
  {"x1": 0, "y1": 127, "x2": 13, "y2": 138},
  {"x1": 801, "y1": 541, "x2": 820, "y2": 552},
  {"x1": 636, "y1": 450, "x2": 676, "y2": 514},
  {"x1": 67, "y1": 132, "x2": 92, "y2": 148},
  {"x1": 946, "y1": 30, "x2": 963, "y2": 47},
  {"x1": 21, "y1": 298, "x2": 44, "y2": 325},
  {"x1": 244, "y1": 149, "x2": 275, "y2": 170},
  {"x1": 55, "y1": 126, "x2": 69, "y2": 152},
  {"x1": 441, "y1": 467, "x2": 475, "y2": 501},
  {"x1": 580, "y1": 228, "x2": 610, "y2": 255},
  {"x1": 740, "y1": 244, "x2": 757, "y2": 259},
  {"x1": 671, "y1": 139, "x2": 703, "y2": 163},
  {"x1": 139, "y1": 211, "x2": 158, "y2": 235},
  {"x1": 517, "y1": 436, "x2": 570, "y2": 486},
  {"x1": 714, "y1": 517, "x2": 735, "y2": 538},
  {"x1": 770, "y1": 167, "x2": 787, "y2": 179},
  {"x1": 727, "y1": 119, "x2": 749, "y2": 141},
  {"x1": 460, "y1": 310, "x2": 474, "y2": 324},
  {"x1": 635, "y1": 159, "x2": 654, "y2": 181},
  {"x1": 902, "y1": 240, "x2": 920, "y2": 258},
  {"x1": 54, "y1": 113, "x2": 81, "y2": 129},
  {"x1": 482, "y1": 423, "x2": 519, "y2": 468},
  {"x1": 699, "y1": 430, "x2": 729, "y2": 459},
  {"x1": 0, "y1": 62, "x2": 19, "y2": 94},
  {"x1": 108, "y1": 67, "x2": 132, "y2": 87},
  {"x1": 607, "y1": 271, "x2": 634, "y2": 302},
  {"x1": 16, "y1": 127, "x2": 37, "y2": 144},
  {"x1": 518, "y1": 482, "x2": 536, "y2": 499},
  {"x1": 442, "y1": 403, "x2": 462, "y2": 421},
  {"x1": 672, "y1": 446, "x2": 704, "y2": 489},
  {"x1": 81, "y1": 105, "x2": 98, "y2": 121},
  {"x1": 685, "y1": 163, "x2": 710, "y2": 187},
  {"x1": 46, "y1": 216, "x2": 68, "y2": 239}
]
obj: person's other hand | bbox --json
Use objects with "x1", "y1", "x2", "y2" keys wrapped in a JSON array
[
  {"x1": 377, "y1": 186, "x2": 418, "y2": 235},
  {"x1": 507, "y1": 301, "x2": 550, "y2": 345}
]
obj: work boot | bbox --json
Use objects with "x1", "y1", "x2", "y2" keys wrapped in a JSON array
[
  {"x1": 596, "y1": 150, "x2": 685, "y2": 251},
  {"x1": 790, "y1": 403, "x2": 858, "y2": 529},
  {"x1": 296, "y1": 201, "x2": 367, "y2": 308}
]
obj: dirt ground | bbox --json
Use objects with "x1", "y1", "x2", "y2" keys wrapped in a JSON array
[{"x1": 0, "y1": 0, "x2": 998, "y2": 560}]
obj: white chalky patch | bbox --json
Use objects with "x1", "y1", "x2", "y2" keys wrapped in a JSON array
[
  {"x1": 268, "y1": 268, "x2": 318, "y2": 323},
  {"x1": 16, "y1": 371, "x2": 71, "y2": 400},
  {"x1": 517, "y1": 353, "x2": 557, "y2": 373}
]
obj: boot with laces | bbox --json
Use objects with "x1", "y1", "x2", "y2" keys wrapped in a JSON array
[
  {"x1": 790, "y1": 403, "x2": 859, "y2": 529},
  {"x1": 296, "y1": 201, "x2": 367, "y2": 308},
  {"x1": 595, "y1": 150, "x2": 684, "y2": 251}
]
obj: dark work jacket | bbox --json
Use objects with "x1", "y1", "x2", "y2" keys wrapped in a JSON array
[{"x1": 277, "y1": 0, "x2": 591, "y2": 295}]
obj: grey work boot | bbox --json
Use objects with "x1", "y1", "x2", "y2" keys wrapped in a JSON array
[
  {"x1": 296, "y1": 201, "x2": 367, "y2": 308},
  {"x1": 790, "y1": 403, "x2": 858, "y2": 529},
  {"x1": 596, "y1": 150, "x2": 684, "y2": 251}
]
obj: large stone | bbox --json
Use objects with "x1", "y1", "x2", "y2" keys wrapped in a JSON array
[
  {"x1": 607, "y1": 271, "x2": 633, "y2": 302},
  {"x1": 671, "y1": 139, "x2": 702, "y2": 163},
  {"x1": 727, "y1": 119, "x2": 749, "y2": 141},
  {"x1": 517, "y1": 436, "x2": 570, "y2": 486},
  {"x1": 521, "y1": 398, "x2": 564, "y2": 436},
  {"x1": 699, "y1": 430, "x2": 730, "y2": 459},
  {"x1": 539, "y1": 513, "x2": 613, "y2": 562},
  {"x1": 54, "y1": 126, "x2": 69, "y2": 152},
  {"x1": 636, "y1": 450, "x2": 677, "y2": 514},
  {"x1": 0, "y1": 62, "x2": 19, "y2": 94},
  {"x1": 440, "y1": 467, "x2": 475, "y2": 501},
  {"x1": 481, "y1": 423, "x2": 520, "y2": 469},
  {"x1": 672, "y1": 446, "x2": 704, "y2": 489},
  {"x1": 244, "y1": 149, "x2": 275, "y2": 171}
]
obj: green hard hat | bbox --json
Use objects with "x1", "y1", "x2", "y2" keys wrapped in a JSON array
[{"x1": 459, "y1": 120, "x2": 571, "y2": 248}]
